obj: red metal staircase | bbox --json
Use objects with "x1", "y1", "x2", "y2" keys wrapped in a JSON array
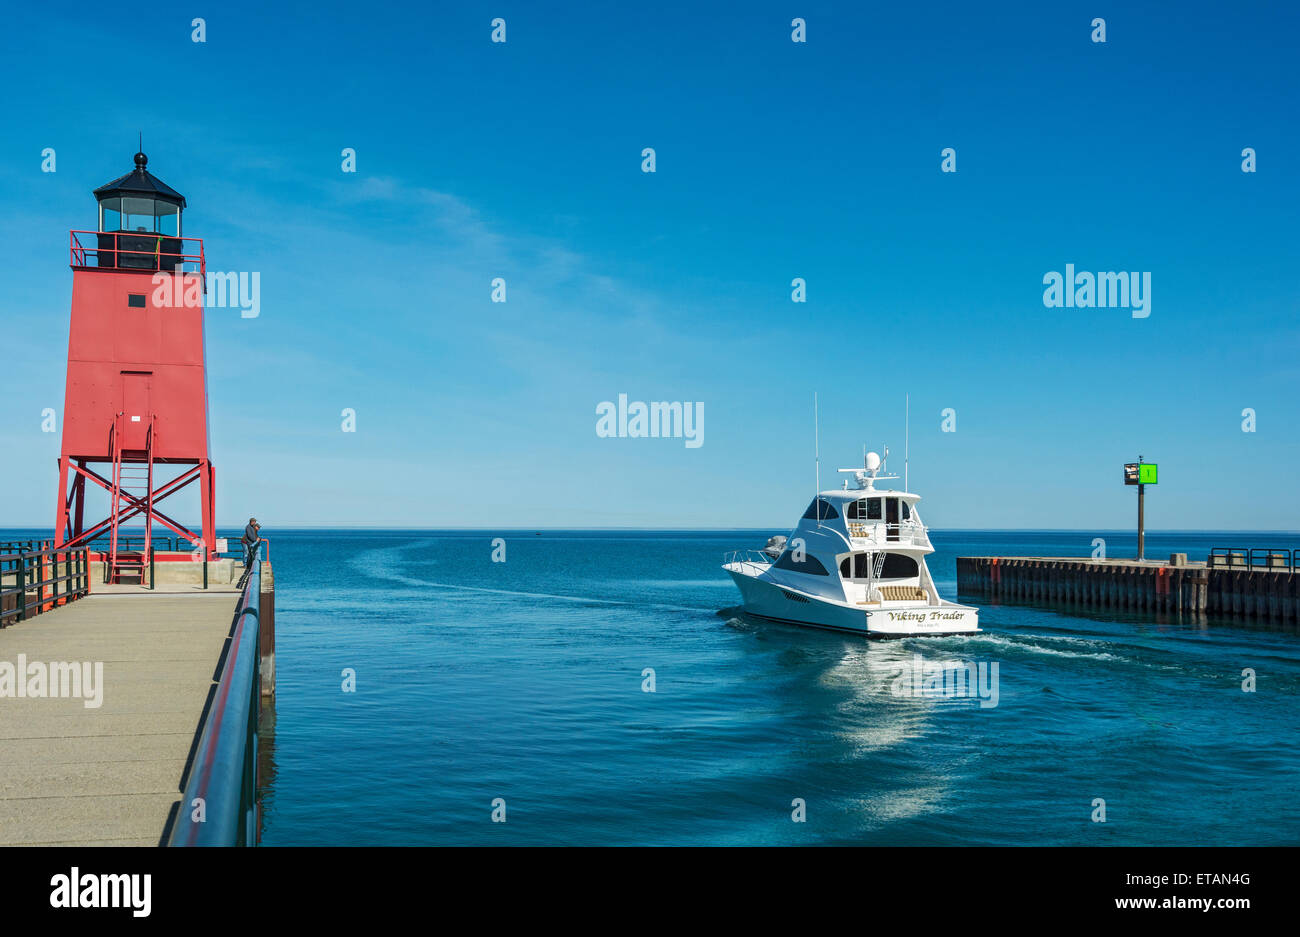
[{"x1": 108, "y1": 413, "x2": 155, "y2": 584}]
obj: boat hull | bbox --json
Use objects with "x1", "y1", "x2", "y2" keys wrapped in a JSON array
[{"x1": 725, "y1": 566, "x2": 979, "y2": 637}]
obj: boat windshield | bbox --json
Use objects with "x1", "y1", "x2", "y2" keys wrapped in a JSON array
[
  {"x1": 801, "y1": 498, "x2": 839, "y2": 521},
  {"x1": 838, "y1": 553, "x2": 920, "y2": 579}
]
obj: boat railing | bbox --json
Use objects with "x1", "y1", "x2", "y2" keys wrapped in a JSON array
[
  {"x1": 845, "y1": 522, "x2": 931, "y2": 546},
  {"x1": 724, "y1": 549, "x2": 775, "y2": 573}
]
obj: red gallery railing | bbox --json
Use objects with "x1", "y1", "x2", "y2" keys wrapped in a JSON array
[{"x1": 70, "y1": 230, "x2": 206, "y2": 279}]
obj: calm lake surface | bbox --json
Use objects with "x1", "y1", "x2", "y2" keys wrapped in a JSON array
[{"x1": 251, "y1": 528, "x2": 1299, "y2": 846}]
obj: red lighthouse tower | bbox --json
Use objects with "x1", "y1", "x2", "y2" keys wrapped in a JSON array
[{"x1": 55, "y1": 151, "x2": 216, "y2": 581}]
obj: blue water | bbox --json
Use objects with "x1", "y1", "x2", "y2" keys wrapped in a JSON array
[
  {"x1": 252, "y1": 528, "x2": 1298, "y2": 846},
  {"x1": 7, "y1": 528, "x2": 1297, "y2": 845}
]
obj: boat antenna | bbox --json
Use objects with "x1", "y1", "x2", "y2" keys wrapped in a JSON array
[
  {"x1": 814, "y1": 392, "x2": 821, "y2": 527},
  {"x1": 904, "y1": 393, "x2": 909, "y2": 492}
]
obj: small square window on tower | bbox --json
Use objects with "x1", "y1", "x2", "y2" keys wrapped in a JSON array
[{"x1": 127, "y1": 293, "x2": 146, "y2": 308}]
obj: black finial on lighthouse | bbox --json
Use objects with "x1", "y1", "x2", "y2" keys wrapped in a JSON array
[{"x1": 134, "y1": 151, "x2": 148, "y2": 169}]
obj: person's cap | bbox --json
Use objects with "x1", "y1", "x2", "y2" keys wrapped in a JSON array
[{"x1": 251, "y1": 518, "x2": 259, "y2": 525}]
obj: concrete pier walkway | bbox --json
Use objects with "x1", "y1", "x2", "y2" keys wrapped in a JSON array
[{"x1": 0, "y1": 592, "x2": 238, "y2": 845}]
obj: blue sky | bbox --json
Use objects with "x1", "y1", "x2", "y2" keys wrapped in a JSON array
[{"x1": 0, "y1": 0, "x2": 1296, "y2": 530}]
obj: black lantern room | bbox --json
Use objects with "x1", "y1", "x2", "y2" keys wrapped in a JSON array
[{"x1": 93, "y1": 151, "x2": 187, "y2": 270}]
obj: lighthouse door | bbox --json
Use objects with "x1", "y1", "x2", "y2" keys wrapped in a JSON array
[{"x1": 119, "y1": 371, "x2": 152, "y2": 450}]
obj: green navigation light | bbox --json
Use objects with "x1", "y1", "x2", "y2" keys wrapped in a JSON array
[{"x1": 1124, "y1": 462, "x2": 1158, "y2": 485}]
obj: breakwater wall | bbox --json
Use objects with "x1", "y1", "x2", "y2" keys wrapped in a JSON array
[{"x1": 956, "y1": 556, "x2": 1299, "y2": 626}]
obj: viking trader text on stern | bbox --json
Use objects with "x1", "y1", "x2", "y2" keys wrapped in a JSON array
[{"x1": 723, "y1": 450, "x2": 980, "y2": 637}]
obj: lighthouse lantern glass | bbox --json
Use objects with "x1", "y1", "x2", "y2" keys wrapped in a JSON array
[
  {"x1": 99, "y1": 195, "x2": 181, "y2": 235},
  {"x1": 124, "y1": 197, "x2": 156, "y2": 233},
  {"x1": 156, "y1": 201, "x2": 179, "y2": 236},
  {"x1": 99, "y1": 197, "x2": 121, "y2": 232}
]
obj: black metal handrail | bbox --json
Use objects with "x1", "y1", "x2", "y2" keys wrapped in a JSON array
[
  {"x1": 77, "y1": 535, "x2": 252, "y2": 557},
  {"x1": 168, "y1": 559, "x2": 261, "y2": 846},
  {"x1": 0, "y1": 539, "x2": 53, "y2": 554},
  {"x1": 1207, "y1": 547, "x2": 1297, "y2": 571},
  {"x1": 0, "y1": 546, "x2": 90, "y2": 626},
  {"x1": 79, "y1": 535, "x2": 196, "y2": 553}
]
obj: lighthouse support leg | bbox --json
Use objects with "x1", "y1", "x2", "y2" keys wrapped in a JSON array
[
  {"x1": 200, "y1": 460, "x2": 216, "y2": 554},
  {"x1": 54, "y1": 456, "x2": 70, "y2": 547},
  {"x1": 72, "y1": 462, "x2": 86, "y2": 540}
]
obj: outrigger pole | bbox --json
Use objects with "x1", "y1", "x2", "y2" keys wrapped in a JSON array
[{"x1": 814, "y1": 392, "x2": 821, "y2": 528}]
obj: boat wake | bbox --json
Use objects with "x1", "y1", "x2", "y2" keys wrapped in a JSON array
[
  {"x1": 349, "y1": 540, "x2": 706, "y2": 614},
  {"x1": 947, "y1": 631, "x2": 1123, "y2": 662}
]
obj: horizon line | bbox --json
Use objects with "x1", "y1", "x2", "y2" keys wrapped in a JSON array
[{"x1": 2, "y1": 525, "x2": 1299, "y2": 534}]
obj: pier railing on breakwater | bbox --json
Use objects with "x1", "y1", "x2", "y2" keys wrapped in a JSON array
[
  {"x1": 957, "y1": 552, "x2": 1300, "y2": 627},
  {"x1": 1208, "y1": 547, "x2": 1299, "y2": 571},
  {"x1": 0, "y1": 544, "x2": 90, "y2": 625},
  {"x1": 168, "y1": 558, "x2": 263, "y2": 846}
]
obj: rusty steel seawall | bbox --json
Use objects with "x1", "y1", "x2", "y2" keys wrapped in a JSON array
[{"x1": 956, "y1": 556, "x2": 1300, "y2": 627}]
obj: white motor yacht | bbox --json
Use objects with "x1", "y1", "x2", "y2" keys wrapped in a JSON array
[{"x1": 723, "y1": 451, "x2": 979, "y2": 637}]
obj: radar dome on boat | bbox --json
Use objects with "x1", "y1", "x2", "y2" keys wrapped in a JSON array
[{"x1": 864, "y1": 452, "x2": 881, "y2": 472}]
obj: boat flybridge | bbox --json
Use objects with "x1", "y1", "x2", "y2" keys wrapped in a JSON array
[{"x1": 723, "y1": 450, "x2": 980, "y2": 637}]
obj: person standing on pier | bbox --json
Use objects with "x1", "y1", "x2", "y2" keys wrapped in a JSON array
[{"x1": 242, "y1": 517, "x2": 262, "y2": 570}]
